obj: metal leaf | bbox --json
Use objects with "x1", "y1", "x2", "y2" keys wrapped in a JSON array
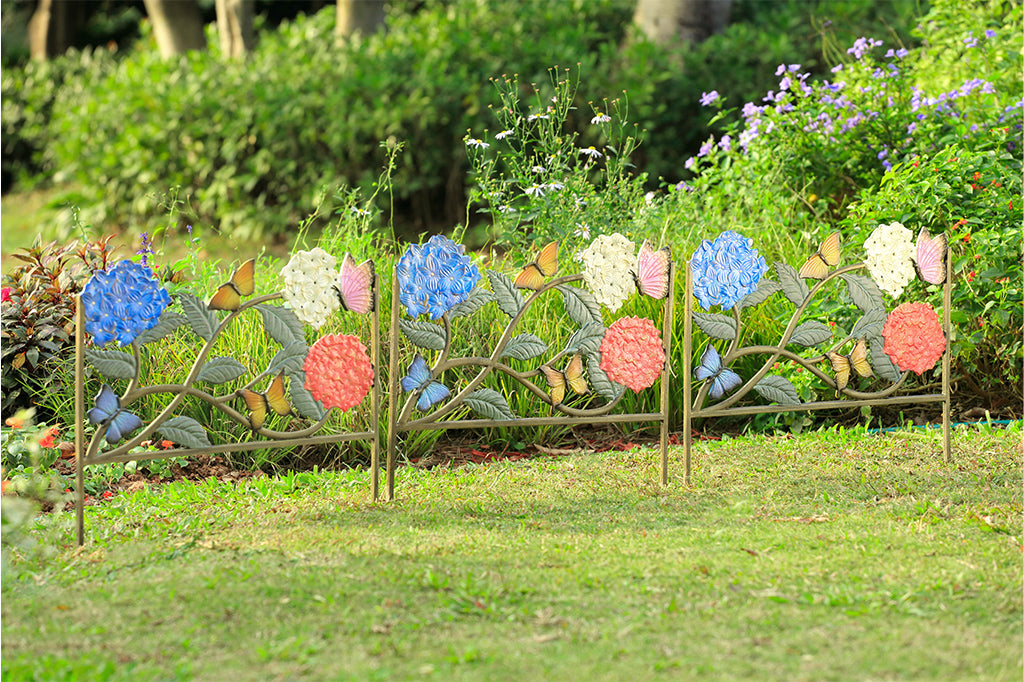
[
  {"x1": 399, "y1": 319, "x2": 446, "y2": 351},
  {"x1": 850, "y1": 307, "x2": 888, "y2": 341},
  {"x1": 286, "y1": 369, "x2": 327, "y2": 420},
  {"x1": 179, "y1": 292, "x2": 219, "y2": 342},
  {"x1": 266, "y1": 340, "x2": 308, "y2": 375},
  {"x1": 753, "y1": 375, "x2": 801, "y2": 405},
  {"x1": 448, "y1": 287, "x2": 495, "y2": 319},
  {"x1": 486, "y1": 270, "x2": 525, "y2": 318},
  {"x1": 840, "y1": 274, "x2": 886, "y2": 312},
  {"x1": 564, "y1": 322, "x2": 605, "y2": 359},
  {"x1": 501, "y1": 333, "x2": 548, "y2": 361},
  {"x1": 587, "y1": 355, "x2": 624, "y2": 401},
  {"x1": 255, "y1": 304, "x2": 305, "y2": 348},
  {"x1": 195, "y1": 356, "x2": 248, "y2": 384},
  {"x1": 774, "y1": 262, "x2": 808, "y2": 306},
  {"x1": 557, "y1": 285, "x2": 602, "y2": 327},
  {"x1": 870, "y1": 337, "x2": 904, "y2": 383},
  {"x1": 790, "y1": 320, "x2": 833, "y2": 347},
  {"x1": 84, "y1": 349, "x2": 137, "y2": 381},
  {"x1": 464, "y1": 388, "x2": 515, "y2": 421},
  {"x1": 692, "y1": 312, "x2": 737, "y2": 341},
  {"x1": 136, "y1": 310, "x2": 187, "y2": 345},
  {"x1": 156, "y1": 416, "x2": 211, "y2": 449},
  {"x1": 738, "y1": 279, "x2": 781, "y2": 310}
]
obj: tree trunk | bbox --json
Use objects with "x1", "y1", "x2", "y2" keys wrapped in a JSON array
[
  {"x1": 335, "y1": 0, "x2": 385, "y2": 43},
  {"x1": 215, "y1": 0, "x2": 255, "y2": 58},
  {"x1": 143, "y1": 0, "x2": 207, "y2": 58},
  {"x1": 28, "y1": 0, "x2": 84, "y2": 60},
  {"x1": 633, "y1": 0, "x2": 732, "y2": 45}
]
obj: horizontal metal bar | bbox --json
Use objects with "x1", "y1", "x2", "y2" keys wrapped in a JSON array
[
  {"x1": 86, "y1": 431, "x2": 376, "y2": 466},
  {"x1": 399, "y1": 412, "x2": 666, "y2": 433},
  {"x1": 695, "y1": 393, "x2": 947, "y2": 418}
]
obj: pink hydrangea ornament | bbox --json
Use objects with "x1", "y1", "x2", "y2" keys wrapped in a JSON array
[
  {"x1": 599, "y1": 317, "x2": 665, "y2": 392},
  {"x1": 302, "y1": 334, "x2": 374, "y2": 411},
  {"x1": 882, "y1": 302, "x2": 946, "y2": 374}
]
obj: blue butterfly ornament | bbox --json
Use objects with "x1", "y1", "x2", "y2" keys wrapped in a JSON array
[
  {"x1": 694, "y1": 345, "x2": 742, "y2": 400},
  {"x1": 88, "y1": 384, "x2": 144, "y2": 444},
  {"x1": 401, "y1": 354, "x2": 450, "y2": 411}
]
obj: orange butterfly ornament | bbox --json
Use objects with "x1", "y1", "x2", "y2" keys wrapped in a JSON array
[
  {"x1": 539, "y1": 354, "x2": 588, "y2": 405},
  {"x1": 239, "y1": 373, "x2": 291, "y2": 430},
  {"x1": 208, "y1": 258, "x2": 256, "y2": 311},
  {"x1": 826, "y1": 338, "x2": 873, "y2": 391},
  {"x1": 514, "y1": 241, "x2": 559, "y2": 290}
]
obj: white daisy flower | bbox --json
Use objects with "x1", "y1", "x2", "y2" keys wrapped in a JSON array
[{"x1": 578, "y1": 146, "x2": 603, "y2": 159}]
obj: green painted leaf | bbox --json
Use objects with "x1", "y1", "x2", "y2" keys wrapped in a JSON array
[
  {"x1": 286, "y1": 369, "x2": 327, "y2": 420},
  {"x1": 486, "y1": 270, "x2": 524, "y2": 318},
  {"x1": 790, "y1": 320, "x2": 833, "y2": 347},
  {"x1": 840, "y1": 274, "x2": 886, "y2": 312},
  {"x1": 448, "y1": 287, "x2": 495, "y2": 319},
  {"x1": 464, "y1": 388, "x2": 515, "y2": 421},
  {"x1": 564, "y1": 322, "x2": 605, "y2": 358},
  {"x1": 774, "y1": 262, "x2": 808, "y2": 306},
  {"x1": 692, "y1": 312, "x2": 737, "y2": 341},
  {"x1": 870, "y1": 337, "x2": 904, "y2": 383},
  {"x1": 753, "y1": 375, "x2": 801, "y2": 405},
  {"x1": 557, "y1": 285, "x2": 602, "y2": 327},
  {"x1": 399, "y1": 319, "x2": 446, "y2": 351},
  {"x1": 136, "y1": 309, "x2": 187, "y2": 345},
  {"x1": 502, "y1": 333, "x2": 548, "y2": 361},
  {"x1": 156, "y1": 416, "x2": 211, "y2": 449},
  {"x1": 179, "y1": 292, "x2": 219, "y2": 342},
  {"x1": 196, "y1": 356, "x2": 247, "y2": 384},
  {"x1": 85, "y1": 349, "x2": 137, "y2": 381},
  {"x1": 255, "y1": 304, "x2": 305, "y2": 347},
  {"x1": 850, "y1": 307, "x2": 888, "y2": 341},
  {"x1": 267, "y1": 340, "x2": 308, "y2": 375},
  {"x1": 587, "y1": 355, "x2": 624, "y2": 401},
  {"x1": 738, "y1": 279, "x2": 781, "y2": 310}
]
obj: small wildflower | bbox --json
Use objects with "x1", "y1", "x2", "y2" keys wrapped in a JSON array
[
  {"x1": 531, "y1": 165, "x2": 546, "y2": 174},
  {"x1": 966, "y1": 270, "x2": 976, "y2": 282},
  {"x1": 495, "y1": 130, "x2": 513, "y2": 140},
  {"x1": 524, "y1": 184, "x2": 546, "y2": 198},
  {"x1": 591, "y1": 112, "x2": 611, "y2": 124},
  {"x1": 136, "y1": 232, "x2": 154, "y2": 267},
  {"x1": 699, "y1": 90, "x2": 720, "y2": 106},
  {"x1": 578, "y1": 146, "x2": 603, "y2": 159},
  {"x1": 160, "y1": 440, "x2": 174, "y2": 449},
  {"x1": 697, "y1": 139, "x2": 714, "y2": 158},
  {"x1": 466, "y1": 138, "x2": 490, "y2": 149},
  {"x1": 574, "y1": 223, "x2": 591, "y2": 240},
  {"x1": 527, "y1": 113, "x2": 550, "y2": 122},
  {"x1": 985, "y1": 29, "x2": 996, "y2": 38},
  {"x1": 684, "y1": 157, "x2": 696, "y2": 171},
  {"x1": 102, "y1": 491, "x2": 113, "y2": 500},
  {"x1": 350, "y1": 207, "x2": 370, "y2": 217},
  {"x1": 963, "y1": 33, "x2": 978, "y2": 48},
  {"x1": 718, "y1": 135, "x2": 731, "y2": 152}
]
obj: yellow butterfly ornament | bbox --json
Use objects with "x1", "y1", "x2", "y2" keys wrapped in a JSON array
[
  {"x1": 239, "y1": 373, "x2": 292, "y2": 429},
  {"x1": 826, "y1": 338, "x2": 873, "y2": 392},
  {"x1": 539, "y1": 354, "x2": 588, "y2": 405},
  {"x1": 514, "y1": 241, "x2": 559, "y2": 290},
  {"x1": 799, "y1": 232, "x2": 841, "y2": 280}
]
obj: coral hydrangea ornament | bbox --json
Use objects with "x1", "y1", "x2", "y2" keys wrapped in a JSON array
[
  {"x1": 81, "y1": 260, "x2": 172, "y2": 347},
  {"x1": 599, "y1": 316, "x2": 665, "y2": 391},
  {"x1": 580, "y1": 233, "x2": 636, "y2": 312},
  {"x1": 302, "y1": 334, "x2": 374, "y2": 412},
  {"x1": 881, "y1": 302, "x2": 946, "y2": 375},
  {"x1": 397, "y1": 235, "x2": 481, "y2": 319},
  {"x1": 864, "y1": 222, "x2": 916, "y2": 298},
  {"x1": 689, "y1": 231, "x2": 767, "y2": 310}
]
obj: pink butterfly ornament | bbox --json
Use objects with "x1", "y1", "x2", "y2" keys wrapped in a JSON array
[
  {"x1": 335, "y1": 254, "x2": 374, "y2": 313},
  {"x1": 914, "y1": 230, "x2": 946, "y2": 285},
  {"x1": 634, "y1": 240, "x2": 671, "y2": 299}
]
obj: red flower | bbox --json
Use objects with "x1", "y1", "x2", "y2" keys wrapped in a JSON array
[
  {"x1": 5, "y1": 415, "x2": 23, "y2": 429},
  {"x1": 599, "y1": 317, "x2": 665, "y2": 392},
  {"x1": 38, "y1": 426, "x2": 59, "y2": 449},
  {"x1": 882, "y1": 302, "x2": 946, "y2": 375},
  {"x1": 966, "y1": 271, "x2": 976, "y2": 282},
  {"x1": 303, "y1": 334, "x2": 374, "y2": 412},
  {"x1": 0, "y1": 287, "x2": 10, "y2": 303},
  {"x1": 102, "y1": 491, "x2": 113, "y2": 499},
  {"x1": 160, "y1": 440, "x2": 174, "y2": 449}
]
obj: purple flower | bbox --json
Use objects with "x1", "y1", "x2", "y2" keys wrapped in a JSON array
[
  {"x1": 985, "y1": 29, "x2": 997, "y2": 38},
  {"x1": 698, "y1": 139, "x2": 714, "y2": 158},
  {"x1": 831, "y1": 64, "x2": 844, "y2": 73},
  {"x1": 136, "y1": 232, "x2": 154, "y2": 267},
  {"x1": 700, "y1": 90, "x2": 720, "y2": 106},
  {"x1": 689, "y1": 231, "x2": 767, "y2": 310},
  {"x1": 685, "y1": 156, "x2": 696, "y2": 170},
  {"x1": 719, "y1": 135, "x2": 731, "y2": 152},
  {"x1": 775, "y1": 64, "x2": 786, "y2": 77},
  {"x1": 963, "y1": 33, "x2": 978, "y2": 48},
  {"x1": 742, "y1": 102, "x2": 762, "y2": 118}
]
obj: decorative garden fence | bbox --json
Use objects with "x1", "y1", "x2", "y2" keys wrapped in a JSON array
[{"x1": 73, "y1": 226, "x2": 952, "y2": 545}]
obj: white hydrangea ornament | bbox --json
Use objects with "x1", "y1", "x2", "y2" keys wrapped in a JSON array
[
  {"x1": 864, "y1": 222, "x2": 916, "y2": 298},
  {"x1": 280, "y1": 247, "x2": 341, "y2": 328},
  {"x1": 580, "y1": 233, "x2": 636, "y2": 312}
]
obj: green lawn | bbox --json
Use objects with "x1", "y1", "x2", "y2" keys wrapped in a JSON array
[{"x1": 2, "y1": 425, "x2": 1021, "y2": 681}]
